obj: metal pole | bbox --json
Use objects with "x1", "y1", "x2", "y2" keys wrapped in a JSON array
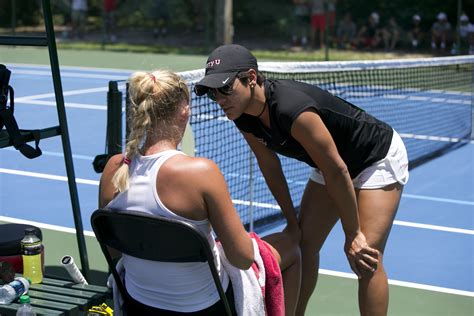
[{"x1": 42, "y1": 0, "x2": 90, "y2": 280}]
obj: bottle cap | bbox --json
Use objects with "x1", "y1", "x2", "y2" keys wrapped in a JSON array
[
  {"x1": 24, "y1": 228, "x2": 36, "y2": 235},
  {"x1": 19, "y1": 295, "x2": 30, "y2": 304}
]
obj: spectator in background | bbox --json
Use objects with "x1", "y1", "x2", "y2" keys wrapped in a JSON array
[
  {"x1": 408, "y1": 14, "x2": 423, "y2": 50},
  {"x1": 431, "y1": 12, "x2": 453, "y2": 53},
  {"x1": 355, "y1": 12, "x2": 386, "y2": 50},
  {"x1": 456, "y1": 14, "x2": 474, "y2": 55},
  {"x1": 103, "y1": 0, "x2": 117, "y2": 43},
  {"x1": 309, "y1": 0, "x2": 336, "y2": 49},
  {"x1": 335, "y1": 12, "x2": 356, "y2": 49},
  {"x1": 386, "y1": 16, "x2": 401, "y2": 51},
  {"x1": 71, "y1": 0, "x2": 87, "y2": 39},
  {"x1": 309, "y1": 0, "x2": 325, "y2": 48},
  {"x1": 291, "y1": 0, "x2": 310, "y2": 47}
]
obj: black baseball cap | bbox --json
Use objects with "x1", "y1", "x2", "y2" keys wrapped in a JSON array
[{"x1": 194, "y1": 44, "x2": 258, "y2": 96}]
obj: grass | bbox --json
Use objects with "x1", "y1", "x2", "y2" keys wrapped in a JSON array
[{"x1": 55, "y1": 40, "x2": 434, "y2": 62}]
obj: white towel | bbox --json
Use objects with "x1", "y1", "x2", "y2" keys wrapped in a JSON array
[{"x1": 217, "y1": 238, "x2": 266, "y2": 316}]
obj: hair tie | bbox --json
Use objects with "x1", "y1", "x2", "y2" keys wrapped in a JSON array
[
  {"x1": 123, "y1": 154, "x2": 131, "y2": 166},
  {"x1": 150, "y1": 74, "x2": 156, "y2": 83}
]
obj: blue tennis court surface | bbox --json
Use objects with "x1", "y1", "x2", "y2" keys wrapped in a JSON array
[{"x1": 0, "y1": 64, "x2": 473, "y2": 296}]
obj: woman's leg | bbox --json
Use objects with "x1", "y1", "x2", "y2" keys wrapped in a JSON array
[
  {"x1": 295, "y1": 180, "x2": 340, "y2": 316},
  {"x1": 356, "y1": 182, "x2": 403, "y2": 316},
  {"x1": 263, "y1": 231, "x2": 301, "y2": 316}
]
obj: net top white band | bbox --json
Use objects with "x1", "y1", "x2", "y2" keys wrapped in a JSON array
[{"x1": 179, "y1": 55, "x2": 474, "y2": 82}]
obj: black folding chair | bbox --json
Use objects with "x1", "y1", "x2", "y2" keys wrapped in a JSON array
[{"x1": 91, "y1": 208, "x2": 232, "y2": 315}]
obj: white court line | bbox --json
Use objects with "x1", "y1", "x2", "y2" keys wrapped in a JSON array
[
  {"x1": 394, "y1": 220, "x2": 474, "y2": 235},
  {"x1": 0, "y1": 215, "x2": 95, "y2": 237},
  {"x1": 16, "y1": 85, "x2": 125, "y2": 101},
  {"x1": 403, "y1": 193, "x2": 474, "y2": 206},
  {"x1": 15, "y1": 99, "x2": 107, "y2": 110},
  {"x1": 1, "y1": 168, "x2": 473, "y2": 235},
  {"x1": 8, "y1": 63, "x2": 135, "y2": 74},
  {"x1": 1, "y1": 148, "x2": 97, "y2": 160},
  {"x1": 0, "y1": 214, "x2": 472, "y2": 297},
  {"x1": 319, "y1": 269, "x2": 474, "y2": 297},
  {"x1": 12, "y1": 69, "x2": 128, "y2": 80},
  {"x1": 399, "y1": 133, "x2": 474, "y2": 144},
  {"x1": 16, "y1": 87, "x2": 108, "y2": 101},
  {"x1": 0, "y1": 168, "x2": 99, "y2": 186}
]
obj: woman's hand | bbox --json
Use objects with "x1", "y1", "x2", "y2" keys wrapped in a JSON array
[{"x1": 344, "y1": 231, "x2": 379, "y2": 279}]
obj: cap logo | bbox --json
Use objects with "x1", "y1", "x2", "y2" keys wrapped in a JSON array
[
  {"x1": 206, "y1": 59, "x2": 221, "y2": 69},
  {"x1": 222, "y1": 77, "x2": 230, "y2": 84}
]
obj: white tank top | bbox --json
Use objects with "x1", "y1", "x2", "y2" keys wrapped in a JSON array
[{"x1": 107, "y1": 150, "x2": 229, "y2": 312}]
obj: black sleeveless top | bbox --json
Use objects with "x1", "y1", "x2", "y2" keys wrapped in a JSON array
[{"x1": 233, "y1": 79, "x2": 393, "y2": 178}]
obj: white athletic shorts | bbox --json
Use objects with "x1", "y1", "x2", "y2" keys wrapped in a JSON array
[{"x1": 309, "y1": 130, "x2": 409, "y2": 189}]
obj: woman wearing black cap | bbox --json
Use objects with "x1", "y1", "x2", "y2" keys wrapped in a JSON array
[{"x1": 195, "y1": 44, "x2": 409, "y2": 316}]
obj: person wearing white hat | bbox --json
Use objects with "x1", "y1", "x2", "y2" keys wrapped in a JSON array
[
  {"x1": 355, "y1": 12, "x2": 388, "y2": 49},
  {"x1": 409, "y1": 14, "x2": 423, "y2": 49},
  {"x1": 457, "y1": 13, "x2": 474, "y2": 54},
  {"x1": 431, "y1": 12, "x2": 453, "y2": 52}
]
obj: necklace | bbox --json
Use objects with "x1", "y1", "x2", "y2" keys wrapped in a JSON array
[{"x1": 256, "y1": 102, "x2": 267, "y2": 118}]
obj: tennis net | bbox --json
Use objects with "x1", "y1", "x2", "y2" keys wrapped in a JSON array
[{"x1": 175, "y1": 55, "x2": 473, "y2": 231}]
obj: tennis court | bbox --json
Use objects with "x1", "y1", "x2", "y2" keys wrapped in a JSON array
[{"x1": 0, "y1": 61, "x2": 473, "y2": 315}]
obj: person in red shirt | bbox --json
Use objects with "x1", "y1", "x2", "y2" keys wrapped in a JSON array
[{"x1": 102, "y1": 0, "x2": 117, "y2": 42}]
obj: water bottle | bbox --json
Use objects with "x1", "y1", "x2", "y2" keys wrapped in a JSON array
[
  {"x1": 0, "y1": 277, "x2": 29, "y2": 304},
  {"x1": 21, "y1": 228, "x2": 43, "y2": 284},
  {"x1": 16, "y1": 295, "x2": 36, "y2": 316}
]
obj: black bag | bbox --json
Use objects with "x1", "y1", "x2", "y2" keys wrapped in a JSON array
[{"x1": 0, "y1": 64, "x2": 42, "y2": 159}]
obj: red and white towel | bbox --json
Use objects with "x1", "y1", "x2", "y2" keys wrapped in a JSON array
[{"x1": 217, "y1": 232, "x2": 284, "y2": 316}]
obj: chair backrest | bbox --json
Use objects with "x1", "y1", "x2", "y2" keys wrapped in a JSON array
[{"x1": 91, "y1": 208, "x2": 232, "y2": 315}]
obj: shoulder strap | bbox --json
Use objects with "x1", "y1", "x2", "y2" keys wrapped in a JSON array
[{"x1": 0, "y1": 84, "x2": 42, "y2": 159}]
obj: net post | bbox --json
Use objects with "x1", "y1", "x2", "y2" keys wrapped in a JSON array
[
  {"x1": 248, "y1": 149, "x2": 254, "y2": 232},
  {"x1": 107, "y1": 80, "x2": 122, "y2": 155}
]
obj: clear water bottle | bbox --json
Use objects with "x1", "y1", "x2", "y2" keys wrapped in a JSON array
[
  {"x1": 21, "y1": 228, "x2": 43, "y2": 284},
  {"x1": 16, "y1": 295, "x2": 36, "y2": 316},
  {"x1": 0, "y1": 277, "x2": 29, "y2": 304}
]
